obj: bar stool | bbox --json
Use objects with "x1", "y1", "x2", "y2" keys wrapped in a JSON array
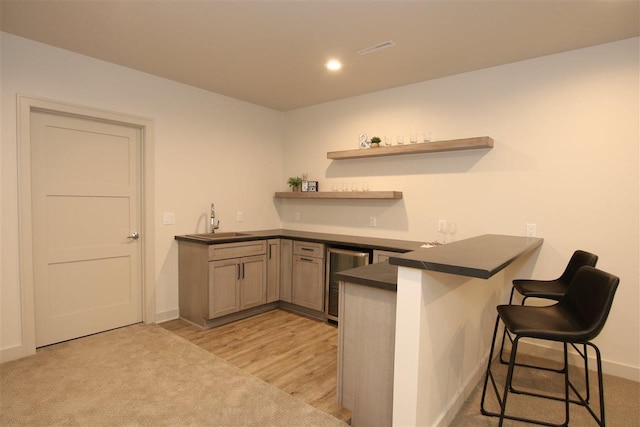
[
  {"x1": 499, "y1": 250, "x2": 599, "y2": 397},
  {"x1": 481, "y1": 266, "x2": 619, "y2": 426},
  {"x1": 508, "y1": 250, "x2": 598, "y2": 305}
]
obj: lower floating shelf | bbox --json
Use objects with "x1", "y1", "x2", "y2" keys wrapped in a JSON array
[{"x1": 274, "y1": 191, "x2": 403, "y2": 200}]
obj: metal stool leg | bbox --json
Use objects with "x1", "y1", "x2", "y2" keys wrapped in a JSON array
[
  {"x1": 567, "y1": 343, "x2": 606, "y2": 426},
  {"x1": 498, "y1": 337, "x2": 520, "y2": 426},
  {"x1": 498, "y1": 286, "x2": 517, "y2": 364},
  {"x1": 480, "y1": 315, "x2": 501, "y2": 416}
]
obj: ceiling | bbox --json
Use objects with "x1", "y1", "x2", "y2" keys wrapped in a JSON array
[{"x1": 1, "y1": 0, "x2": 638, "y2": 111}]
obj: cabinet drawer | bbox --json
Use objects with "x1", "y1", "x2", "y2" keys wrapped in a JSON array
[
  {"x1": 293, "y1": 241, "x2": 324, "y2": 258},
  {"x1": 208, "y1": 240, "x2": 267, "y2": 261}
]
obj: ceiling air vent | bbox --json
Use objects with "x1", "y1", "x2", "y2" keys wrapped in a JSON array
[{"x1": 356, "y1": 40, "x2": 396, "y2": 55}]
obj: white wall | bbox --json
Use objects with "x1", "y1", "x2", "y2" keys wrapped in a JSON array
[
  {"x1": 2, "y1": 31, "x2": 638, "y2": 379},
  {"x1": 282, "y1": 38, "x2": 640, "y2": 379},
  {"x1": 0, "y1": 33, "x2": 284, "y2": 355}
]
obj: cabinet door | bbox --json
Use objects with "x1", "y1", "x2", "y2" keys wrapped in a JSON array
[
  {"x1": 280, "y1": 239, "x2": 293, "y2": 302},
  {"x1": 266, "y1": 239, "x2": 280, "y2": 303},
  {"x1": 292, "y1": 255, "x2": 324, "y2": 311},
  {"x1": 373, "y1": 249, "x2": 402, "y2": 263},
  {"x1": 208, "y1": 259, "x2": 240, "y2": 319},
  {"x1": 240, "y1": 255, "x2": 267, "y2": 310}
]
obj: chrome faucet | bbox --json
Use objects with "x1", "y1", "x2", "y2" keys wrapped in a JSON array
[{"x1": 210, "y1": 203, "x2": 220, "y2": 233}]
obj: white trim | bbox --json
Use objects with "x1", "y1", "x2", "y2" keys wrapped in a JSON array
[
  {"x1": 0, "y1": 344, "x2": 28, "y2": 363},
  {"x1": 15, "y1": 94, "x2": 155, "y2": 360},
  {"x1": 154, "y1": 309, "x2": 179, "y2": 324},
  {"x1": 436, "y1": 351, "x2": 490, "y2": 427}
]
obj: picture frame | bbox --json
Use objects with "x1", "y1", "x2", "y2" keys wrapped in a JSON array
[
  {"x1": 301, "y1": 181, "x2": 309, "y2": 192},
  {"x1": 307, "y1": 181, "x2": 318, "y2": 192}
]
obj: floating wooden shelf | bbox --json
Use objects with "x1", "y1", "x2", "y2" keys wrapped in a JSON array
[
  {"x1": 327, "y1": 136, "x2": 493, "y2": 160},
  {"x1": 274, "y1": 191, "x2": 403, "y2": 200}
]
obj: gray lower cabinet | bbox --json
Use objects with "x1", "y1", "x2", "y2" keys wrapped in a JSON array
[
  {"x1": 373, "y1": 249, "x2": 403, "y2": 263},
  {"x1": 208, "y1": 258, "x2": 241, "y2": 318},
  {"x1": 338, "y1": 280, "x2": 396, "y2": 427},
  {"x1": 291, "y1": 241, "x2": 325, "y2": 312},
  {"x1": 178, "y1": 240, "x2": 267, "y2": 326},
  {"x1": 208, "y1": 254, "x2": 267, "y2": 319},
  {"x1": 279, "y1": 239, "x2": 293, "y2": 302},
  {"x1": 266, "y1": 239, "x2": 281, "y2": 303}
]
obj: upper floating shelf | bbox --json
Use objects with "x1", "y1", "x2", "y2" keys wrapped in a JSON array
[
  {"x1": 274, "y1": 191, "x2": 402, "y2": 200},
  {"x1": 326, "y1": 136, "x2": 493, "y2": 160}
]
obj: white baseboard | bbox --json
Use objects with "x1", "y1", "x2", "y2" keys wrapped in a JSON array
[
  {"x1": 0, "y1": 344, "x2": 28, "y2": 363},
  {"x1": 436, "y1": 350, "x2": 490, "y2": 427},
  {"x1": 154, "y1": 309, "x2": 179, "y2": 324},
  {"x1": 2, "y1": 309, "x2": 180, "y2": 363}
]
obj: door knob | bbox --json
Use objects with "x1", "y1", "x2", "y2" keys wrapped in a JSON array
[{"x1": 127, "y1": 232, "x2": 140, "y2": 240}]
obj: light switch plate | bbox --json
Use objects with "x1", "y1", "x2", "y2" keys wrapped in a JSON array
[{"x1": 163, "y1": 212, "x2": 175, "y2": 225}]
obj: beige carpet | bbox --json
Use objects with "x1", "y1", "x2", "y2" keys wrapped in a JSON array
[{"x1": 0, "y1": 324, "x2": 348, "y2": 427}]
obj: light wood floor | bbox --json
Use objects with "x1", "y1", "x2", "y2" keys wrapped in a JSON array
[{"x1": 160, "y1": 309, "x2": 351, "y2": 424}]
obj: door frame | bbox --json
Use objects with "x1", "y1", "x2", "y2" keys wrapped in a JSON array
[{"x1": 16, "y1": 94, "x2": 155, "y2": 357}]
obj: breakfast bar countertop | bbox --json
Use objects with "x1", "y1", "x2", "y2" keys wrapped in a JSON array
[
  {"x1": 389, "y1": 234, "x2": 543, "y2": 279},
  {"x1": 335, "y1": 234, "x2": 543, "y2": 291}
]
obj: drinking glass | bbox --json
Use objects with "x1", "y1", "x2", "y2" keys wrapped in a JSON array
[
  {"x1": 397, "y1": 134, "x2": 404, "y2": 145},
  {"x1": 384, "y1": 136, "x2": 393, "y2": 146},
  {"x1": 410, "y1": 133, "x2": 418, "y2": 144}
]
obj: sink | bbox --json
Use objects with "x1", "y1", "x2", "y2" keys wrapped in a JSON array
[{"x1": 185, "y1": 232, "x2": 251, "y2": 240}]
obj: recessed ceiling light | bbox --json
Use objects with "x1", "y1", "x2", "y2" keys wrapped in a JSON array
[{"x1": 326, "y1": 59, "x2": 342, "y2": 71}]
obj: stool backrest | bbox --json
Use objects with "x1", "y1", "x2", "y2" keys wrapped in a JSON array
[
  {"x1": 561, "y1": 266, "x2": 619, "y2": 341},
  {"x1": 558, "y1": 250, "x2": 598, "y2": 285}
]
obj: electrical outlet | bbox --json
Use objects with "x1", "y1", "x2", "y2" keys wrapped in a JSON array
[
  {"x1": 438, "y1": 219, "x2": 447, "y2": 232},
  {"x1": 294, "y1": 212, "x2": 300, "y2": 222},
  {"x1": 369, "y1": 216, "x2": 377, "y2": 227},
  {"x1": 236, "y1": 211, "x2": 243, "y2": 222},
  {"x1": 163, "y1": 212, "x2": 175, "y2": 225},
  {"x1": 526, "y1": 223, "x2": 537, "y2": 237}
]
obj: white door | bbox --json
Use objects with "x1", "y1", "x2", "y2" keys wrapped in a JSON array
[{"x1": 30, "y1": 111, "x2": 143, "y2": 347}]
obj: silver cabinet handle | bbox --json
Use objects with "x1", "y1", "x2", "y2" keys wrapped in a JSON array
[{"x1": 127, "y1": 232, "x2": 140, "y2": 240}]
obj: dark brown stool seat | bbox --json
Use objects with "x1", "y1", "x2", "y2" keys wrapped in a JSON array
[{"x1": 510, "y1": 250, "x2": 598, "y2": 304}]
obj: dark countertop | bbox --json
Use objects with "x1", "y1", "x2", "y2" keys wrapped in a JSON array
[
  {"x1": 335, "y1": 261, "x2": 398, "y2": 292},
  {"x1": 335, "y1": 234, "x2": 543, "y2": 291},
  {"x1": 389, "y1": 234, "x2": 543, "y2": 279},
  {"x1": 175, "y1": 228, "x2": 427, "y2": 253}
]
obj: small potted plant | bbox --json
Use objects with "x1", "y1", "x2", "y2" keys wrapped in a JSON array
[
  {"x1": 287, "y1": 176, "x2": 303, "y2": 192},
  {"x1": 370, "y1": 136, "x2": 381, "y2": 147}
]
